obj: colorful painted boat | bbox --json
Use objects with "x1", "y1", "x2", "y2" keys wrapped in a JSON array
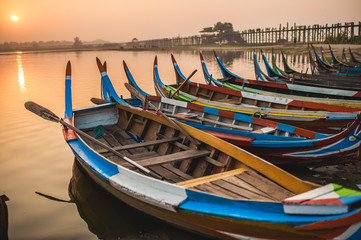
[
  {"x1": 212, "y1": 49, "x2": 361, "y2": 100},
  {"x1": 174, "y1": 53, "x2": 361, "y2": 114},
  {"x1": 36, "y1": 59, "x2": 361, "y2": 240},
  {"x1": 201, "y1": 52, "x2": 361, "y2": 107},
  {"x1": 258, "y1": 49, "x2": 361, "y2": 91},
  {"x1": 154, "y1": 55, "x2": 359, "y2": 133},
  {"x1": 121, "y1": 63, "x2": 361, "y2": 166},
  {"x1": 310, "y1": 45, "x2": 361, "y2": 76},
  {"x1": 349, "y1": 47, "x2": 361, "y2": 64},
  {"x1": 277, "y1": 47, "x2": 361, "y2": 82},
  {"x1": 328, "y1": 45, "x2": 361, "y2": 69}
]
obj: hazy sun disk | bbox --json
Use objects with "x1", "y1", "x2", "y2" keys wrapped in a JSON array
[{"x1": 12, "y1": 16, "x2": 18, "y2": 21}]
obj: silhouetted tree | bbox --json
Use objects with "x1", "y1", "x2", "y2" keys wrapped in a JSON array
[
  {"x1": 73, "y1": 37, "x2": 83, "y2": 47},
  {"x1": 200, "y1": 22, "x2": 245, "y2": 45},
  {"x1": 213, "y1": 22, "x2": 234, "y2": 35}
]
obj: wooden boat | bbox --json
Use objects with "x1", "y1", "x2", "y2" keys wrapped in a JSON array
[
  {"x1": 69, "y1": 160, "x2": 164, "y2": 239},
  {"x1": 154, "y1": 55, "x2": 358, "y2": 133},
  {"x1": 214, "y1": 48, "x2": 361, "y2": 93},
  {"x1": 173, "y1": 54, "x2": 360, "y2": 113},
  {"x1": 212, "y1": 49, "x2": 361, "y2": 100},
  {"x1": 258, "y1": 49, "x2": 361, "y2": 91},
  {"x1": 26, "y1": 60, "x2": 361, "y2": 240},
  {"x1": 122, "y1": 63, "x2": 361, "y2": 166},
  {"x1": 275, "y1": 49, "x2": 351, "y2": 78},
  {"x1": 201, "y1": 52, "x2": 361, "y2": 107},
  {"x1": 267, "y1": 49, "x2": 361, "y2": 86},
  {"x1": 328, "y1": 45, "x2": 361, "y2": 69},
  {"x1": 310, "y1": 45, "x2": 361, "y2": 76},
  {"x1": 349, "y1": 47, "x2": 361, "y2": 64}
]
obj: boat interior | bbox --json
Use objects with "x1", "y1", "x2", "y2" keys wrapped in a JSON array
[
  {"x1": 74, "y1": 104, "x2": 295, "y2": 202},
  {"x1": 178, "y1": 82, "x2": 321, "y2": 111},
  {"x1": 146, "y1": 97, "x2": 313, "y2": 139}
]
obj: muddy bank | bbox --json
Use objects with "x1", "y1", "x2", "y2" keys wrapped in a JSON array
[
  {"x1": 182, "y1": 43, "x2": 361, "y2": 56},
  {"x1": 282, "y1": 160, "x2": 361, "y2": 191}
]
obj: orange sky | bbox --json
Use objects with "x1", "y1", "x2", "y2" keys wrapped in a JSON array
[{"x1": 1, "y1": 0, "x2": 360, "y2": 43}]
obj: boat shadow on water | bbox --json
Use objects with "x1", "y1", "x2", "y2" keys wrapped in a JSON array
[
  {"x1": 68, "y1": 159, "x2": 208, "y2": 240},
  {"x1": 0, "y1": 194, "x2": 9, "y2": 240}
]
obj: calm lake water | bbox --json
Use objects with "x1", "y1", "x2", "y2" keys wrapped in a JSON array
[{"x1": 0, "y1": 49, "x2": 308, "y2": 239}]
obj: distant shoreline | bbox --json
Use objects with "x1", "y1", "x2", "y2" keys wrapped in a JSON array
[{"x1": 1, "y1": 43, "x2": 360, "y2": 56}]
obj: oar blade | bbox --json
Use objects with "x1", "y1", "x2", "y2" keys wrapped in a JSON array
[
  {"x1": 90, "y1": 97, "x2": 110, "y2": 105},
  {"x1": 24, "y1": 101, "x2": 60, "y2": 123}
]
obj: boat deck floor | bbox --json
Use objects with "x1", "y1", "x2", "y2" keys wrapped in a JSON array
[{"x1": 81, "y1": 124, "x2": 294, "y2": 202}]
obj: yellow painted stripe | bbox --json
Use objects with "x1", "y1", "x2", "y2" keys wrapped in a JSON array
[
  {"x1": 193, "y1": 101, "x2": 329, "y2": 118},
  {"x1": 176, "y1": 168, "x2": 249, "y2": 188}
]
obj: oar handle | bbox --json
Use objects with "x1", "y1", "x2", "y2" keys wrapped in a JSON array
[
  {"x1": 170, "y1": 69, "x2": 197, "y2": 98},
  {"x1": 25, "y1": 101, "x2": 162, "y2": 179},
  {"x1": 59, "y1": 119, "x2": 162, "y2": 178}
]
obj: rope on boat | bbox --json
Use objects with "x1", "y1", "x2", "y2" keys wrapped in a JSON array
[{"x1": 93, "y1": 125, "x2": 104, "y2": 139}]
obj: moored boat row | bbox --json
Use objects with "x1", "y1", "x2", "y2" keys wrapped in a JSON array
[
  {"x1": 122, "y1": 60, "x2": 361, "y2": 166},
  {"x1": 24, "y1": 52, "x2": 361, "y2": 239}
]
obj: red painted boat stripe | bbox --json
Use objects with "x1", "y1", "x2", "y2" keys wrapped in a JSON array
[
  {"x1": 295, "y1": 209, "x2": 361, "y2": 230},
  {"x1": 218, "y1": 110, "x2": 235, "y2": 118},
  {"x1": 63, "y1": 117, "x2": 77, "y2": 141},
  {"x1": 253, "y1": 117, "x2": 278, "y2": 128}
]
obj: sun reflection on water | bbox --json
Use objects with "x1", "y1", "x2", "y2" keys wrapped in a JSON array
[{"x1": 17, "y1": 52, "x2": 26, "y2": 93}]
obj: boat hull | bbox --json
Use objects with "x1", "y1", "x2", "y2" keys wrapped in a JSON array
[
  {"x1": 73, "y1": 144, "x2": 361, "y2": 240},
  {"x1": 58, "y1": 59, "x2": 361, "y2": 240}
]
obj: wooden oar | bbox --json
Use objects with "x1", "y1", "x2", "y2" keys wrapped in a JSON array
[
  {"x1": 90, "y1": 97, "x2": 110, "y2": 105},
  {"x1": 207, "y1": 74, "x2": 213, "y2": 85},
  {"x1": 170, "y1": 69, "x2": 197, "y2": 98},
  {"x1": 24, "y1": 101, "x2": 163, "y2": 180},
  {"x1": 35, "y1": 191, "x2": 73, "y2": 203},
  {"x1": 124, "y1": 83, "x2": 200, "y2": 146}
]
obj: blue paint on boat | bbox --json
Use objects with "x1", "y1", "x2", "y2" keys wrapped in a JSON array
[
  {"x1": 261, "y1": 52, "x2": 287, "y2": 79},
  {"x1": 180, "y1": 120, "x2": 306, "y2": 141},
  {"x1": 203, "y1": 106, "x2": 220, "y2": 115},
  {"x1": 215, "y1": 54, "x2": 246, "y2": 80},
  {"x1": 65, "y1": 76, "x2": 72, "y2": 118},
  {"x1": 200, "y1": 58, "x2": 224, "y2": 86},
  {"x1": 125, "y1": 69, "x2": 151, "y2": 97},
  {"x1": 277, "y1": 123, "x2": 296, "y2": 134},
  {"x1": 101, "y1": 78, "x2": 112, "y2": 102},
  {"x1": 173, "y1": 61, "x2": 188, "y2": 81},
  {"x1": 180, "y1": 189, "x2": 360, "y2": 226},
  {"x1": 349, "y1": 225, "x2": 361, "y2": 239},
  {"x1": 234, "y1": 113, "x2": 253, "y2": 122},
  {"x1": 68, "y1": 139, "x2": 119, "y2": 183},
  {"x1": 253, "y1": 52, "x2": 266, "y2": 81}
]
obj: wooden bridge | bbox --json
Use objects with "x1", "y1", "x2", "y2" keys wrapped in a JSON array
[
  {"x1": 122, "y1": 21, "x2": 361, "y2": 48},
  {"x1": 241, "y1": 22, "x2": 361, "y2": 45}
]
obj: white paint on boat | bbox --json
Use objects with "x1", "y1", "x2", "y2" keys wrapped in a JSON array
[
  {"x1": 217, "y1": 230, "x2": 269, "y2": 240},
  {"x1": 109, "y1": 166, "x2": 188, "y2": 212},
  {"x1": 74, "y1": 106, "x2": 119, "y2": 129},
  {"x1": 161, "y1": 96, "x2": 188, "y2": 108}
]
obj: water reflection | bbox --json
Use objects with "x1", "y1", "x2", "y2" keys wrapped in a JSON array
[
  {"x1": 17, "y1": 52, "x2": 26, "y2": 93},
  {"x1": 68, "y1": 159, "x2": 205, "y2": 240}
]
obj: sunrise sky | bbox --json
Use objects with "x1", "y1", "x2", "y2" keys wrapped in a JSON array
[{"x1": 1, "y1": 0, "x2": 360, "y2": 44}]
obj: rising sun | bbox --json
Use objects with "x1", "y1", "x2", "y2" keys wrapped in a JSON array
[{"x1": 12, "y1": 16, "x2": 19, "y2": 22}]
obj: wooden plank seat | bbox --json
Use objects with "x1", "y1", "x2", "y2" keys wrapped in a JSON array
[
  {"x1": 120, "y1": 149, "x2": 211, "y2": 168},
  {"x1": 84, "y1": 125, "x2": 226, "y2": 182},
  {"x1": 97, "y1": 137, "x2": 182, "y2": 154}
]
